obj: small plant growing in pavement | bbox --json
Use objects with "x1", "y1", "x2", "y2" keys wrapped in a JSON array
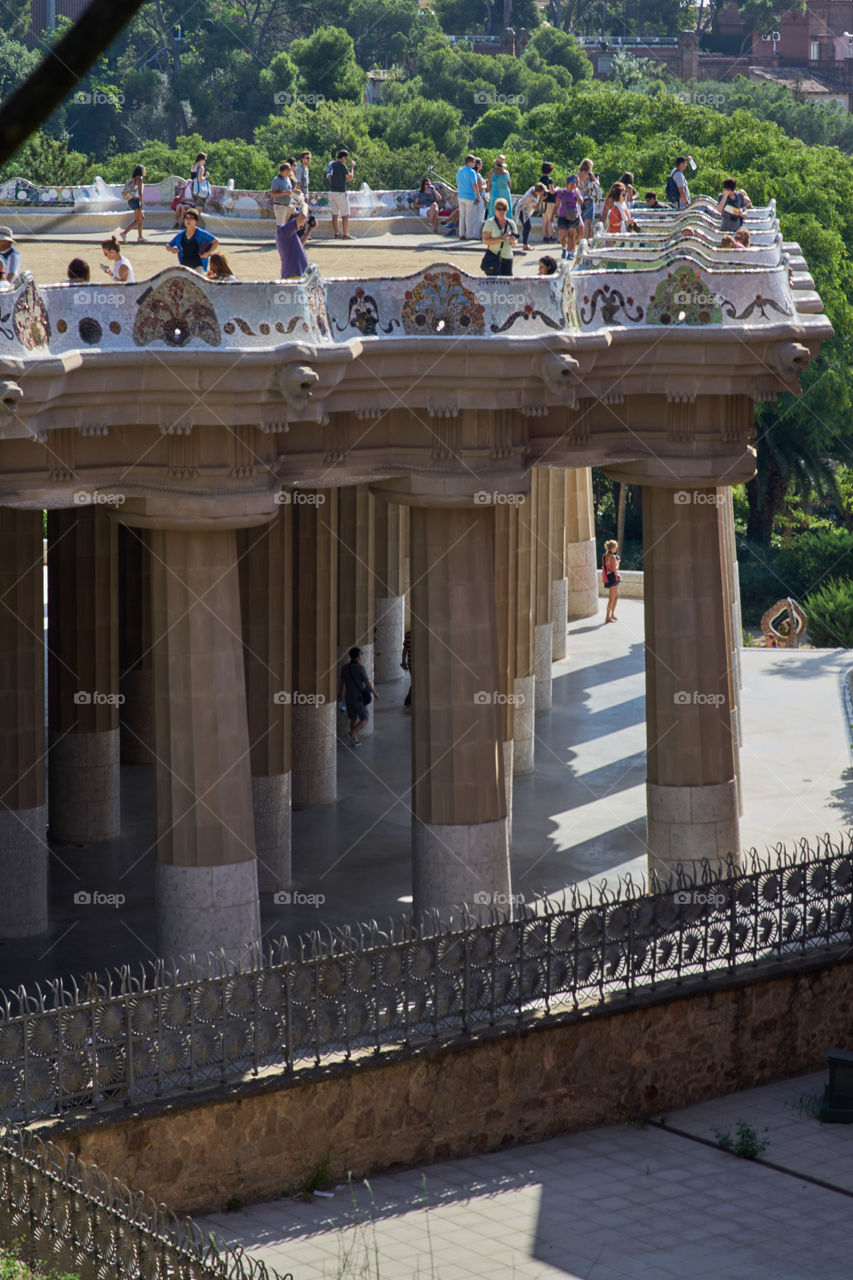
[
  {"x1": 712, "y1": 1120, "x2": 769, "y2": 1159},
  {"x1": 302, "y1": 1153, "x2": 333, "y2": 1196},
  {"x1": 224, "y1": 1196, "x2": 243, "y2": 1212}
]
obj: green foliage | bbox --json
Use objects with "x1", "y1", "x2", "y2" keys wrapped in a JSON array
[
  {"x1": 471, "y1": 104, "x2": 523, "y2": 148},
  {"x1": 775, "y1": 529, "x2": 853, "y2": 600},
  {"x1": 713, "y1": 1121, "x2": 769, "y2": 1159},
  {"x1": 290, "y1": 27, "x2": 366, "y2": 103},
  {"x1": 608, "y1": 50, "x2": 663, "y2": 93},
  {"x1": 522, "y1": 28, "x2": 592, "y2": 82},
  {"x1": 0, "y1": 134, "x2": 91, "y2": 185},
  {"x1": 0, "y1": 28, "x2": 39, "y2": 101},
  {"x1": 803, "y1": 579, "x2": 853, "y2": 647}
]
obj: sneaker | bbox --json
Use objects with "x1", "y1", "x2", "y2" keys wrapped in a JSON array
[
  {"x1": 341, "y1": 233, "x2": 355, "y2": 240},
  {"x1": 351, "y1": 737, "x2": 363, "y2": 748}
]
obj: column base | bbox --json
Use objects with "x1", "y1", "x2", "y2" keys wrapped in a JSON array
[
  {"x1": 375, "y1": 595, "x2": 405, "y2": 684},
  {"x1": 253, "y1": 772, "x2": 291, "y2": 893},
  {"x1": 513, "y1": 675, "x2": 535, "y2": 775},
  {"x1": 566, "y1": 538, "x2": 599, "y2": 620},
  {"x1": 119, "y1": 668, "x2": 154, "y2": 764},
  {"x1": 48, "y1": 728, "x2": 120, "y2": 843},
  {"x1": 0, "y1": 805, "x2": 48, "y2": 936},
  {"x1": 551, "y1": 578, "x2": 568, "y2": 660},
  {"x1": 412, "y1": 815, "x2": 510, "y2": 923},
  {"x1": 646, "y1": 780, "x2": 741, "y2": 882},
  {"x1": 156, "y1": 859, "x2": 261, "y2": 966},
  {"x1": 534, "y1": 622, "x2": 553, "y2": 713},
  {"x1": 292, "y1": 701, "x2": 336, "y2": 807}
]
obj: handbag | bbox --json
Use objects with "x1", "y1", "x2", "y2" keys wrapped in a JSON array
[
  {"x1": 192, "y1": 175, "x2": 211, "y2": 199},
  {"x1": 480, "y1": 247, "x2": 502, "y2": 276},
  {"x1": 361, "y1": 684, "x2": 372, "y2": 706}
]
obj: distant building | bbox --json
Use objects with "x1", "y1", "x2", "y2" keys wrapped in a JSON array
[{"x1": 27, "y1": 0, "x2": 90, "y2": 44}]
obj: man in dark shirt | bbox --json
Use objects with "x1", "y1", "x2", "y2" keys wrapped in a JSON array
[
  {"x1": 328, "y1": 148, "x2": 355, "y2": 240},
  {"x1": 401, "y1": 630, "x2": 412, "y2": 709},
  {"x1": 339, "y1": 646, "x2": 378, "y2": 747}
]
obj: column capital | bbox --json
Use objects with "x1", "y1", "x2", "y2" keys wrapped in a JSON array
[
  {"x1": 602, "y1": 454, "x2": 755, "y2": 490},
  {"x1": 371, "y1": 475, "x2": 530, "y2": 508},
  {"x1": 115, "y1": 495, "x2": 280, "y2": 531}
]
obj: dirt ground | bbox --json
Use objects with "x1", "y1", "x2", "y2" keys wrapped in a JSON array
[{"x1": 14, "y1": 228, "x2": 505, "y2": 285}]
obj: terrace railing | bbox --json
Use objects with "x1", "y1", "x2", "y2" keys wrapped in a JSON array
[
  {"x1": 0, "y1": 836, "x2": 851, "y2": 1124},
  {"x1": 0, "y1": 1124, "x2": 289, "y2": 1280}
]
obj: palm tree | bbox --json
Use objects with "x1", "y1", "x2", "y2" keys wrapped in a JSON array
[{"x1": 746, "y1": 402, "x2": 841, "y2": 544}]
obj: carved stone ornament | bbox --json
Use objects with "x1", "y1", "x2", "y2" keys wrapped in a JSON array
[
  {"x1": 535, "y1": 352, "x2": 580, "y2": 398},
  {"x1": 0, "y1": 379, "x2": 23, "y2": 414},
  {"x1": 773, "y1": 341, "x2": 810, "y2": 381},
  {"x1": 278, "y1": 363, "x2": 319, "y2": 411}
]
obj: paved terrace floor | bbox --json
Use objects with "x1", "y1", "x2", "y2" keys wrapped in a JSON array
[
  {"x1": 0, "y1": 597, "x2": 850, "y2": 992},
  {"x1": 196, "y1": 1068, "x2": 853, "y2": 1280}
]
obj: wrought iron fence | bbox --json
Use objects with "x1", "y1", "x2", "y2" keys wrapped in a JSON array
[
  {"x1": 0, "y1": 1124, "x2": 289, "y2": 1280},
  {"x1": 0, "y1": 835, "x2": 852, "y2": 1123}
]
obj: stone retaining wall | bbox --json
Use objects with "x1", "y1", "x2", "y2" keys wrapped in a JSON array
[{"x1": 43, "y1": 950, "x2": 853, "y2": 1217}]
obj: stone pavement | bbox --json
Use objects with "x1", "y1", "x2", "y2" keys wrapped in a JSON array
[
  {"x1": 1, "y1": 599, "x2": 851, "y2": 991},
  {"x1": 197, "y1": 1069, "x2": 853, "y2": 1280}
]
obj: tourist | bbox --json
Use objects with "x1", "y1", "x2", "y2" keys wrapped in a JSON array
[
  {"x1": 721, "y1": 235, "x2": 738, "y2": 249},
  {"x1": 294, "y1": 150, "x2": 311, "y2": 197},
  {"x1": 166, "y1": 209, "x2": 218, "y2": 273},
  {"x1": 414, "y1": 178, "x2": 441, "y2": 233},
  {"x1": 472, "y1": 157, "x2": 488, "y2": 239},
  {"x1": 578, "y1": 159, "x2": 602, "y2": 241},
  {"x1": 718, "y1": 178, "x2": 752, "y2": 233},
  {"x1": 0, "y1": 227, "x2": 22, "y2": 282},
  {"x1": 206, "y1": 253, "x2": 236, "y2": 280},
  {"x1": 401, "y1": 630, "x2": 412, "y2": 709},
  {"x1": 486, "y1": 154, "x2": 512, "y2": 219},
  {"x1": 100, "y1": 236, "x2": 134, "y2": 283},
  {"x1": 121, "y1": 165, "x2": 145, "y2": 243},
  {"x1": 66, "y1": 257, "x2": 90, "y2": 284},
  {"x1": 170, "y1": 177, "x2": 195, "y2": 229},
  {"x1": 602, "y1": 539, "x2": 621, "y2": 623},
  {"x1": 270, "y1": 161, "x2": 294, "y2": 226},
  {"x1": 665, "y1": 156, "x2": 693, "y2": 209},
  {"x1": 605, "y1": 183, "x2": 638, "y2": 234},
  {"x1": 514, "y1": 182, "x2": 546, "y2": 251},
  {"x1": 538, "y1": 255, "x2": 558, "y2": 275},
  {"x1": 645, "y1": 191, "x2": 663, "y2": 209},
  {"x1": 276, "y1": 208, "x2": 309, "y2": 278},
  {"x1": 329, "y1": 149, "x2": 355, "y2": 240},
  {"x1": 539, "y1": 161, "x2": 557, "y2": 242},
  {"x1": 619, "y1": 171, "x2": 636, "y2": 205},
  {"x1": 555, "y1": 174, "x2": 582, "y2": 258},
  {"x1": 481, "y1": 198, "x2": 518, "y2": 277},
  {"x1": 339, "y1": 646, "x2": 378, "y2": 748},
  {"x1": 190, "y1": 152, "x2": 211, "y2": 212},
  {"x1": 454, "y1": 154, "x2": 480, "y2": 240},
  {"x1": 734, "y1": 228, "x2": 751, "y2": 247}
]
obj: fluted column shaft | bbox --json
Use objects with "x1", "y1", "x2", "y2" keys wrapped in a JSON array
[
  {"x1": 513, "y1": 490, "x2": 536, "y2": 774},
  {"x1": 566, "y1": 467, "x2": 598, "y2": 620},
  {"x1": 292, "y1": 489, "x2": 338, "y2": 806},
  {"x1": 373, "y1": 501, "x2": 407, "y2": 685},
  {"x1": 532, "y1": 468, "x2": 553, "y2": 712}
]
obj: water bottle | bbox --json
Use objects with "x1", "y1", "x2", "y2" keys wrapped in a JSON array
[{"x1": 688, "y1": 156, "x2": 697, "y2": 172}]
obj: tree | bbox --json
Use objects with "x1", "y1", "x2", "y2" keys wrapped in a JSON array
[
  {"x1": 0, "y1": 29, "x2": 40, "y2": 102},
  {"x1": 471, "y1": 103, "x2": 522, "y2": 146},
  {"x1": 290, "y1": 26, "x2": 366, "y2": 103},
  {"x1": 523, "y1": 28, "x2": 592, "y2": 82}
]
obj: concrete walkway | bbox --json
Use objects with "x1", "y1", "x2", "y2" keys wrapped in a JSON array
[
  {"x1": 1, "y1": 599, "x2": 850, "y2": 991},
  {"x1": 196, "y1": 1068, "x2": 853, "y2": 1280}
]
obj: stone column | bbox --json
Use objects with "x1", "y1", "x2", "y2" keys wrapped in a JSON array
[
  {"x1": 48, "y1": 506, "x2": 120, "y2": 843},
  {"x1": 292, "y1": 489, "x2": 338, "y2": 807},
  {"x1": 513, "y1": 490, "x2": 536, "y2": 775},
  {"x1": 148, "y1": 523, "x2": 261, "y2": 962},
  {"x1": 494, "y1": 504, "x2": 517, "y2": 845},
  {"x1": 532, "y1": 468, "x2": 553, "y2": 712},
  {"x1": 118, "y1": 525, "x2": 153, "y2": 764},
  {"x1": 550, "y1": 469, "x2": 569, "y2": 661},
  {"x1": 238, "y1": 509, "x2": 292, "y2": 893},
  {"x1": 717, "y1": 488, "x2": 743, "y2": 815},
  {"x1": 642, "y1": 485, "x2": 740, "y2": 879},
  {"x1": 373, "y1": 501, "x2": 407, "y2": 688},
  {"x1": 566, "y1": 466, "x2": 598, "y2": 619},
  {"x1": 410, "y1": 503, "x2": 510, "y2": 919},
  {"x1": 338, "y1": 485, "x2": 375, "y2": 737},
  {"x1": 0, "y1": 509, "x2": 48, "y2": 936}
]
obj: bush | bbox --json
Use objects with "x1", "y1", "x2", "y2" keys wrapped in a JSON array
[
  {"x1": 803, "y1": 579, "x2": 853, "y2": 647},
  {"x1": 735, "y1": 546, "x2": 784, "y2": 626},
  {"x1": 775, "y1": 528, "x2": 853, "y2": 600}
]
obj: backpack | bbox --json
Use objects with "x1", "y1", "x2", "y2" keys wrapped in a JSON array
[
  {"x1": 122, "y1": 179, "x2": 136, "y2": 200},
  {"x1": 665, "y1": 170, "x2": 680, "y2": 205}
]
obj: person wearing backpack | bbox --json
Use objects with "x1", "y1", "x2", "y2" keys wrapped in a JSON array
[
  {"x1": 666, "y1": 156, "x2": 693, "y2": 209},
  {"x1": 120, "y1": 165, "x2": 145, "y2": 243}
]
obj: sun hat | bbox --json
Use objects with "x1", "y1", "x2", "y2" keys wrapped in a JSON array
[{"x1": 0, "y1": 227, "x2": 16, "y2": 242}]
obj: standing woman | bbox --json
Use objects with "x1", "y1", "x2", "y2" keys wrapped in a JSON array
[
  {"x1": 121, "y1": 165, "x2": 145, "y2": 243},
  {"x1": 473, "y1": 157, "x2": 488, "y2": 240},
  {"x1": 486, "y1": 154, "x2": 512, "y2": 218},
  {"x1": 603, "y1": 539, "x2": 621, "y2": 623},
  {"x1": 190, "y1": 152, "x2": 210, "y2": 214},
  {"x1": 578, "y1": 158, "x2": 602, "y2": 242},
  {"x1": 539, "y1": 161, "x2": 557, "y2": 242},
  {"x1": 481, "y1": 197, "x2": 518, "y2": 276}
]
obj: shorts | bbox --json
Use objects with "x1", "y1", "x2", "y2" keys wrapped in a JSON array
[
  {"x1": 274, "y1": 203, "x2": 293, "y2": 226},
  {"x1": 557, "y1": 216, "x2": 579, "y2": 230},
  {"x1": 605, "y1": 572, "x2": 620, "y2": 589},
  {"x1": 128, "y1": 198, "x2": 141, "y2": 211},
  {"x1": 581, "y1": 198, "x2": 594, "y2": 220},
  {"x1": 418, "y1": 207, "x2": 430, "y2": 218},
  {"x1": 329, "y1": 191, "x2": 349, "y2": 217},
  {"x1": 345, "y1": 699, "x2": 368, "y2": 722}
]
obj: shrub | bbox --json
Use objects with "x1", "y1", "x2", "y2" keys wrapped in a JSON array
[
  {"x1": 775, "y1": 528, "x2": 853, "y2": 599},
  {"x1": 803, "y1": 579, "x2": 853, "y2": 647},
  {"x1": 734, "y1": 547, "x2": 785, "y2": 626}
]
